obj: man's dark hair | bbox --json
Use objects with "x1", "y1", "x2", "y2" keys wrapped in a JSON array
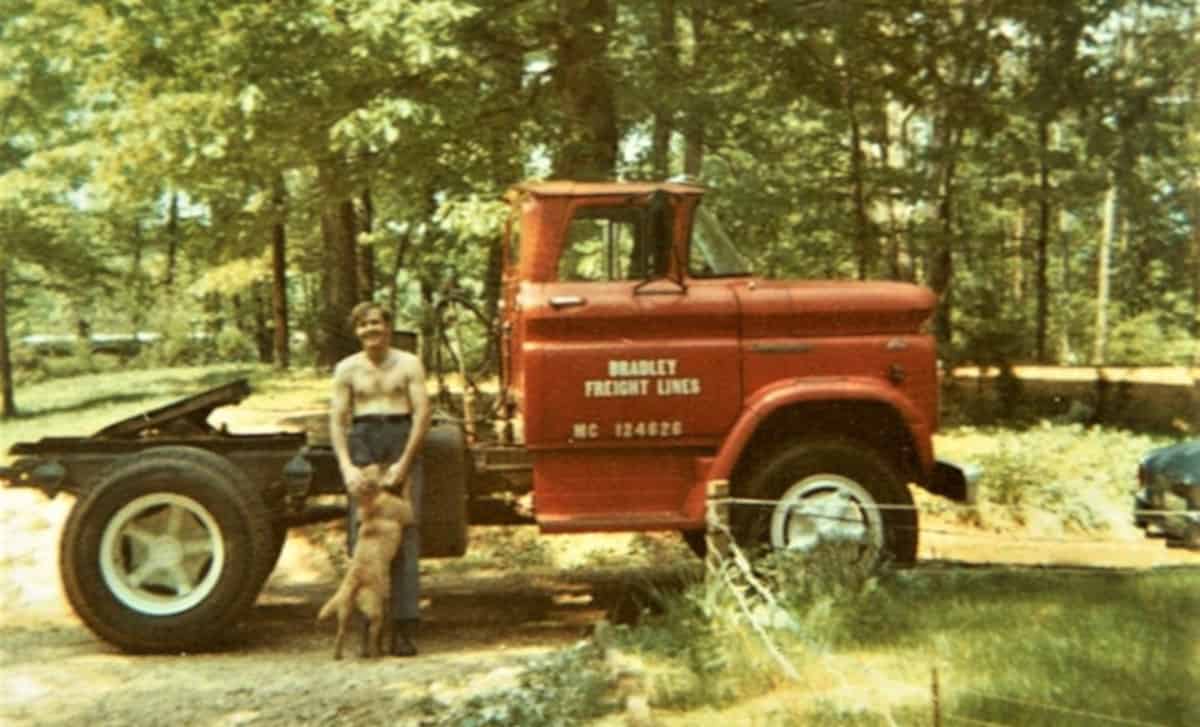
[{"x1": 349, "y1": 302, "x2": 393, "y2": 330}]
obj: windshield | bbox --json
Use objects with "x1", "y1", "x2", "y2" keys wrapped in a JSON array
[{"x1": 690, "y1": 205, "x2": 751, "y2": 277}]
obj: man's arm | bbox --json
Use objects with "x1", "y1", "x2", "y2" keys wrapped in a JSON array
[
  {"x1": 329, "y1": 360, "x2": 365, "y2": 495},
  {"x1": 385, "y1": 353, "x2": 431, "y2": 488}
]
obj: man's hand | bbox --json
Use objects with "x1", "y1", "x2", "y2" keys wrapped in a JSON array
[
  {"x1": 384, "y1": 461, "x2": 409, "y2": 489},
  {"x1": 342, "y1": 464, "x2": 367, "y2": 497}
]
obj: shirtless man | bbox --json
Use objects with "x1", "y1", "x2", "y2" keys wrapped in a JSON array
[{"x1": 330, "y1": 302, "x2": 431, "y2": 656}]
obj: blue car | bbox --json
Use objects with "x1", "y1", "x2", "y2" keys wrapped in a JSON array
[{"x1": 1134, "y1": 439, "x2": 1200, "y2": 550}]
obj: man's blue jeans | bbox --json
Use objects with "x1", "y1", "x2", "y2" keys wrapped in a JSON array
[{"x1": 346, "y1": 414, "x2": 422, "y2": 623}]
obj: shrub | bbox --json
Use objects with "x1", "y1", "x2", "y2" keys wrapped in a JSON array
[
  {"x1": 1105, "y1": 312, "x2": 1193, "y2": 365},
  {"x1": 215, "y1": 326, "x2": 257, "y2": 362}
]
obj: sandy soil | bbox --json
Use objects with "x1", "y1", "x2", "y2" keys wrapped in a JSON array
[{"x1": 0, "y1": 485, "x2": 652, "y2": 727}]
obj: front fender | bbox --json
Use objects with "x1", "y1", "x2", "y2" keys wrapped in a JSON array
[{"x1": 707, "y1": 376, "x2": 935, "y2": 483}]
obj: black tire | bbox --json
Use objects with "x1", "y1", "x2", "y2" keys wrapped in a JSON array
[
  {"x1": 121, "y1": 446, "x2": 283, "y2": 590},
  {"x1": 262, "y1": 522, "x2": 289, "y2": 583},
  {"x1": 732, "y1": 439, "x2": 917, "y2": 567},
  {"x1": 60, "y1": 448, "x2": 274, "y2": 652},
  {"x1": 420, "y1": 424, "x2": 470, "y2": 558}
]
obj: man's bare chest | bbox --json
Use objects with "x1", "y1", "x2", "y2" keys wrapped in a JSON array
[{"x1": 348, "y1": 363, "x2": 409, "y2": 402}]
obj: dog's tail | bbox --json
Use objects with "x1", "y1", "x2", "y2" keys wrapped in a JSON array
[
  {"x1": 317, "y1": 576, "x2": 355, "y2": 622},
  {"x1": 316, "y1": 594, "x2": 337, "y2": 622}
]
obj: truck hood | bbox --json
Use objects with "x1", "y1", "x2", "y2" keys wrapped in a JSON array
[{"x1": 735, "y1": 279, "x2": 937, "y2": 337}]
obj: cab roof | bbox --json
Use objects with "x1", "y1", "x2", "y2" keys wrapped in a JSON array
[{"x1": 511, "y1": 180, "x2": 706, "y2": 197}]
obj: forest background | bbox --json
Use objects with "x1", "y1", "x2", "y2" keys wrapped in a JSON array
[{"x1": 2, "y1": 0, "x2": 1198, "y2": 417}]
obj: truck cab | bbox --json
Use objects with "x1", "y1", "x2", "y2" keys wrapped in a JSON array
[{"x1": 496, "y1": 181, "x2": 972, "y2": 563}]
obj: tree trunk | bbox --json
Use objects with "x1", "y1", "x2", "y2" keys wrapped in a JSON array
[
  {"x1": 1192, "y1": 2, "x2": 1200, "y2": 359},
  {"x1": 928, "y1": 123, "x2": 961, "y2": 348},
  {"x1": 0, "y1": 263, "x2": 15, "y2": 418},
  {"x1": 165, "y1": 192, "x2": 180, "y2": 289},
  {"x1": 271, "y1": 175, "x2": 290, "y2": 370},
  {"x1": 1094, "y1": 180, "x2": 1117, "y2": 365},
  {"x1": 551, "y1": 0, "x2": 618, "y2": 180},
  {"x1": 129, "y1": 222, "x2": 147, "y2": 329},
  {"x1": 419, "y1": 277, "x2": 437, "y2": 374},
  {"x1": 358, "y1": 187, "x2": 376, "y2": 299},
  {"x1": 1011, "y1": 206, "x2": 1026, "y2": 302},
  {"x1": 385, "y1": 227, "x2": 413, "y2": 316},
  {"x1": 847, "y1": 93, "x2": 874, "y2": 280},
  {"x1": 880, "y1": 102, "x2": 900, "y2": 280},
  {"x1": 651, "y1": 0, "x2": 677, "y2": 179},
  {"x1": 1035, "y1": 119, "x2": 1052, "y2": 363},
  {"x1": 1192, "y1": 178, "x2": 1200, "y2": 352},
  {"x1": 317, "y1": 159, "x2": 360, "y2": 368},
  {"x1": 482, "y1": 233, "x2": 504, "y2": 375},
  {"x1": 254, "y1": 283, "x2": 272, "y2": 363},
  {"x1": 683, "y1": 7, "x2": 707, "y2": 178}
]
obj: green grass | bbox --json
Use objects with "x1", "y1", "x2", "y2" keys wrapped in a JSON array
[
  {"x1": 0, "y1": 364, "x2": 329, "y2": 455},
  {"x1": 859, "y1": 568, "x2": 1196, "y2": 725},
  {"x1": 598, "y1": 562, "x2": 1199, "y2": 726}
]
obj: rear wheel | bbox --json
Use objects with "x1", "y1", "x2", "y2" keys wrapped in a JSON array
[
  {"x1": 61, "y1": 448, "x2": 273, "y2": 652},
  {"x1": 733, "y1": 439, "x2": 917, "y2": 567},
  {"x1": 122, "y1": 445, "x2": 284, "y2": 590},
  {"x1": 420, "y1": 424, "x2": 470, "y2": 557}
]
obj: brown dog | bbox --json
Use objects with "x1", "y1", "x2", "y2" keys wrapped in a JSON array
[{"x1": 317, "y1": 464, "x2": 414, "y2": 659}]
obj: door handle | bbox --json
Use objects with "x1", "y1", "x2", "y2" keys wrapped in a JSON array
[{"x1": 549, "y1": 295, "x2": 586, "y2": 310}]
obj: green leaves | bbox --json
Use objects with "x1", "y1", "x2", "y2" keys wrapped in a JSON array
[{"x1": 0, "y1": 0, "x2": 1197, "y2": 370}]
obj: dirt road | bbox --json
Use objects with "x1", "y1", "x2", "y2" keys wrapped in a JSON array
[{"x1": 0, "y1": 486, "x2": 703, "y2": 727}]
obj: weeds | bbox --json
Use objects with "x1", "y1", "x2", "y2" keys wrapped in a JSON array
[
  {"x1": 934, "y1": 422, "x2": 1172, "y2": 534},
  {"x1": 423, "y1": 642, "x2": 613, "y2": 727}
]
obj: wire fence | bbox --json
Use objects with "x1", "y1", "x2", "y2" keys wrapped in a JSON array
[
  {"x1": 698, "y1": 486, "x2": 1192, "y2": 727},
  {"x1": 715, "y1": 493, "x2": 1199, "y2": 551}
]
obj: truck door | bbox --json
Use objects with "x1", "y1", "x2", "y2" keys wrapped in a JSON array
[{"x1": 519, "y1": 198, "x2": 741, "y2": 531}]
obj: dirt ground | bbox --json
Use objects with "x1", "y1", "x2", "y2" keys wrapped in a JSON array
[
  {"x1": 3, "y1": 489, "x2": 1196, "y2": 727},
  {"x1": 0, "y1": 484, "x2": 660, "y2": 727}
]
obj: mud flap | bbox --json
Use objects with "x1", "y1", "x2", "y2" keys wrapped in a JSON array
[{"x1": 926, "y1": 460, "x2": 980, "y2": 504}]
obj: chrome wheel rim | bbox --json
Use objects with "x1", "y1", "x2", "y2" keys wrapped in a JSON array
[
  {"x1": 99, "y1": 493, "x2": 225, "y2": 615},
  {"x1": 769, "y1": 474, "x2": 884, "y2": 559}
]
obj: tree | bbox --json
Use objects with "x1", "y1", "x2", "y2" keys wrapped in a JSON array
[{"x1": 549, "y1": 0, "x2": 619, "y2": 179}]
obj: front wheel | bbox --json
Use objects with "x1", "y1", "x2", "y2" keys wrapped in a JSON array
[{"x1": 733, "y1": 440, "x2": 917, "y2": 567}]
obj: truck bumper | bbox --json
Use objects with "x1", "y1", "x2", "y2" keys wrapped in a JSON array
[
  {"x1": 926, "y1": 459, "x2": 981, "y2": 504},
  {"x1": 1134, "y1": 487, "x2": 1200, "y2": 550}
]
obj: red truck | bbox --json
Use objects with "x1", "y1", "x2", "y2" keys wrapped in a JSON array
[{"x1": 1, "y1": 180, "x2": 973, "y2": 652}]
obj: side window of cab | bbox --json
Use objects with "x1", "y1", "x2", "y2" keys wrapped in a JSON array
[
  {"x1": 557, "y1": 202, "x2": 675, "y2": 282},
  {"x1": 557, "y1": 207, "x2": 639, "y2": 282}
]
